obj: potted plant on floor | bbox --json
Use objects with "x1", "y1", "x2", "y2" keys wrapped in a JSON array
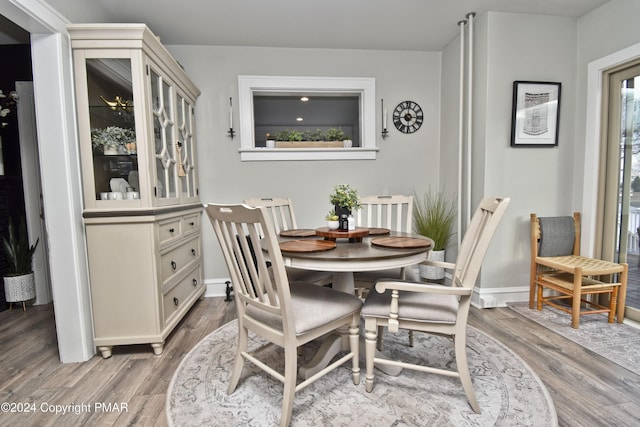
[
  {"x1": 413, "y1": 187, "x2": 456, "y2": 280},
  {"x1": 2, "y1": 217, "x2": 39, "y2": 311}
]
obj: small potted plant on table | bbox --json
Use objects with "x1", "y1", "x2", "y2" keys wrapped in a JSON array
[
  {"x1": 2, "y1": 217, "x2": 39, "y2": 311},
  {"x1": 326, "y1": 210, "x2": 340, "y2": 230}
]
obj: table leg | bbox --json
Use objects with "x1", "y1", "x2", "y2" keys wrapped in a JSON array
[
  {"x1": 332, "y1": 271, "x2": 355, "y2": 294},
  {"x1": 299, "y1": 331, "x2": 347, "y2": 379}
]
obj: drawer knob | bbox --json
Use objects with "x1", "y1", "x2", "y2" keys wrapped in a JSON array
[
  {"x1": 192, "y1": 278, "x2": 198, "y2": 286},
  {"x1": 173, "y1": 297, "x2": 179, "y2": 306},
  {"x1": 169, "y1": 228, "x2": 175, "y2": 233},
  {"x1": 189, "y1": 221, "x2": 195, "y2": 226},
  {"x1": 171, "y1": 261, "x2": 177, "y2": 271},
  {"x1": 191, "y1": 248, "x2": 197, "y2": 256}
]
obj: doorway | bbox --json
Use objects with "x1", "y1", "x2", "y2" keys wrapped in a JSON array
[{"x1": 601, "y1": 61, "x2": 640, "y2": 322}]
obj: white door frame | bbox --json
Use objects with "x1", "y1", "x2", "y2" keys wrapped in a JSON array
[
  {"x1": 1, "y1": 0, "x2": 95, "y2": 362},
  {"x1": 16, "y1": 81, "x2": 51, "y2": 305},
  {"x1": 583, "y1": 42, "x2": 640, "y2": 256}
]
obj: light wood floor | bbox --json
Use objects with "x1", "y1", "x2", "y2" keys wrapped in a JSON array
[{"x1": 1, "y1": 298, "x2": 639, "y2": 427}]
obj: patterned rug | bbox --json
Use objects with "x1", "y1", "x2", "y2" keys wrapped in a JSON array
[
  {"x1": 166, "y1": 320, "x2": 556, "y2": 426},
  {"x1": 508, "y1": 302, "x2": 640, "y2": 375}
]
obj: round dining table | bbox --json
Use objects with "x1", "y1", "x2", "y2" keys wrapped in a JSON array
[{"x1": 277, "y1": 228, "x2": 434, "y2": 378}]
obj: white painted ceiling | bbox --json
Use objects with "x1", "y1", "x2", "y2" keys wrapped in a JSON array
[{"x1": 9, "y1": 0, "x2": 609, "y2": 51}]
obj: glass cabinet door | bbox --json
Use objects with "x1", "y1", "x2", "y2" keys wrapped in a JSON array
[
  {"x1": 150, "y1": 67, "x2": 177, "y2": 201},
  {"x1": 176, "y1": 93, "x2": 197, "y2": 199},
  {"x1": 86, "y1": 58, "x2": 140, "y2": 201}
]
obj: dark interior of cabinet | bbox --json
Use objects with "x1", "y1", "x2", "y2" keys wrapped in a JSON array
[{"x1": 86, "y1": 59, "x2": 139, "y2": 197}]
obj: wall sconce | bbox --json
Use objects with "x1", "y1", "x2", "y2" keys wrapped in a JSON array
[
  {"x1": 227, "y1": 97, "x2": 235, "y2": 139},
  {"x1": 381, "y1": 99, "x2": 389, "y2": 139}
]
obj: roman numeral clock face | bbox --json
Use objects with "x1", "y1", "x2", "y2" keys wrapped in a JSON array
[{"x1": 393, "y1": 101, "x2": 423, "y2": 134}]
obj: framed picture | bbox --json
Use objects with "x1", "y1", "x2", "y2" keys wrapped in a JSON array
[{"x1": 510, "y1": 81, "x2": 561, "y2": 147}]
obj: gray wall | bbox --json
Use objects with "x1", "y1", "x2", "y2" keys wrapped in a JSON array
[
  {"x1": 478, "y1": 12, "x2": 578, "y2": 291},
  {"x1": 167, "y1": 46, "x2": 442, "y2": 280},
  {"x1": 439, "y1": 13, "x2": 578, "y2": 301},
  {"x1": 575, "y1": 0, "x2": 640, "y2": 219},
  {"x1": 439, "y1": 2, "x2": 640, "y2": 304},
  {"x1": 170, "y1": 1, "x2": 640, "y2": 297}
]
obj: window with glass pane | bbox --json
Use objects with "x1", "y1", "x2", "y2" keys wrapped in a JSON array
[
  {"x1": 86, "y1": 58, "x2": 139, "y2": 200},
  {"x1": 151, "y1": 69, "x2": 176, "y2": 199},
  {"x1": 253, "y1": 95, "x2": 360, "y2": 148},
  {"x1": 176, "y1": 94, "x2": 196, "y2": 198}
]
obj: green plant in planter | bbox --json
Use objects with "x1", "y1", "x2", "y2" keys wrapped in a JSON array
[
  {"x1": 303, "y1": 129, "x2": 325, "y2": 141},
  {"x1": 323, "y1": 127, "x2": 345, "y2": 141},
  {"x1": 325, "y1": 210, "x2": 339, "y2": 221},
  {"x1": 413, "y1": 188, "x2": 456, "y2": 251},
  {"x1": 91, "y1": 126, "x2": 136, "y2": 153},
  {"x1": 2, "y1": 217, "x2": 39, "y2": 276},
  {"x1": 329, "y1": 184, "x2": 361, "y2": 211},
  {"x1": 275, "y1": 129, "x2": 303, "y2": 141}
]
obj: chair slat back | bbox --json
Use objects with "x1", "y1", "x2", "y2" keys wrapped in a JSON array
[
  {"x1": 205, "y1": 204, "x2": 292, "y2": 323},
  {"x1": 531, "y1": 212, "x2": 580, "y2": 258},
  {"x1": 356, "y1": 195, "x2": 413, "y2": 232},
  {"x1": 245, "y1": 197, "x2": 298, "y2": 235},
  {"x1": 453, "y1": 197, "x2": 510, "y2": 289}
]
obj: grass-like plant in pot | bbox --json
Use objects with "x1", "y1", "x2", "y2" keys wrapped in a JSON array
[
  {"x1": 413, "y1": 187, "x2": 456, "y2": 280},
  {"x1": 2, "y1": 217, "x2": 39, "y2": 310}
]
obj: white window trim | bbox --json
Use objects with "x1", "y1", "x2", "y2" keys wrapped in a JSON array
[
  {"x1": 584, "y1": 42, "x2": 640, "y2": 256},
  {"x1": 238, "y1": 75, "x2": 377, "y2": 161}
]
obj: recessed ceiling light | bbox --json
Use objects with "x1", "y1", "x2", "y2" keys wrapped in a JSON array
[
  {"x1": 296, "y1": 117, "x2": 304, "y2": 121},
  {"x1": 300, "y1": 96, "x2": 309, "y2": 102}
]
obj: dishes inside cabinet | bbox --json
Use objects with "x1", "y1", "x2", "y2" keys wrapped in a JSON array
[{"x1": 110, "y1": 178, "x2": 129, "y2": 193}]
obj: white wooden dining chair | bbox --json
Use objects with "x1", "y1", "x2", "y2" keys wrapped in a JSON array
[
  {"x1": 205, "y1": 203, "x2": 362, "y2": 427},
  {"x1": 245, "y1": 197, "x2": 332, "y2": 287},
  {"x1": 354, "y1": 195, "x2": 418, "y2": 297},
  {"x1": 361, "y1": 197, "x2": 510, "y2": 414}
]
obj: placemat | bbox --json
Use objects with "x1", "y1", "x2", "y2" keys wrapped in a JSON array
[
  {"x1": 367, "y1": 227, "x2": 391, "y2": 235},
  {"x1": 371, "y1": 236, "x2": 432, "y2": 249},
  {"x1": 279, "y1": 229, "x2": 316, "y2": 237},
  {"x1": 279, "y1": 239, "x2": 337, "y2": 253}
]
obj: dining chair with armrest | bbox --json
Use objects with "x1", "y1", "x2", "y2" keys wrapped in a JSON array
[
  {"x1": 530, "y1": 212, "x2": 627, "y2": 329},
  {"x1": 355, "y1": 194, "x2": 421, "y2": 346},
  {"x1": 245, "y1": 197, "x2": 333, "y2": 287},
  {"x1": 205, "y1": 203, "x2": 362, "y2": 427},
  {"x1": 361, "y1": 196, "x2": 510, "y2": 414}
]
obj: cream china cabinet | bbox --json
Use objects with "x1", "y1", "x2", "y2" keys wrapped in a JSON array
[{"x1": 69, "y1": 24, "x2": 204, "y2": 358}]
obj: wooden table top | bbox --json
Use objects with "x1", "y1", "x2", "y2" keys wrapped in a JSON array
[{"x1": 277, "y1": 231, "x2": 433, "y2": 265}]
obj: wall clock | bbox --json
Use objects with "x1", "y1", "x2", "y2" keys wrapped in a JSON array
[{"x1": 393, "y1": 100, "x2": 423, "y2": 134}]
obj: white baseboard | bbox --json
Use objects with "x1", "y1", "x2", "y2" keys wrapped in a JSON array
[
  {"x1": 205, "y1": 275, "x2": 529, "y2": 311},
  {"x1": 471, "y1": 285, "x2": 530, "y2": 308},
  {"x1": 204, "y1": 278, "x2": 233, "y2": 298}
]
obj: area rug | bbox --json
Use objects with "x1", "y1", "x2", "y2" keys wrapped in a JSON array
[
  {"x1": 167, "y1": 320, "x2": 556, "y2": 426},
  {"x1": 508, "y1": 301, "x2": 640, "y2": 376}
]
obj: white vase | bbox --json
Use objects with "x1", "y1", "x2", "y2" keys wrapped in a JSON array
[
  {"x1": 327, "y1": 220, "x2": 339, "y2": 230},
  {"x1": 419, "y1": 250, "x2": 445, "y2": 280},
  {"x1": 103, "y1": 144, "x2": 119, "y2": 155},
  {"x1": 3, "y1": 273, "x2": 36, "y2": 303}
]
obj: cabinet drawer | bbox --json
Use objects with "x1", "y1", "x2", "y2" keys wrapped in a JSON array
[
  {"x1": 160, "y1": 236, "x2": 201, "y2": 283},
  {"x1": 183, "y1": 212, "x2": 201, "y2": 237},
  {"x1": 163, "y1": 266, "x2": 203, "y2": 324},
  {"x1": 158, "y1": 217, "x2": 183, "y2": 247}
]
